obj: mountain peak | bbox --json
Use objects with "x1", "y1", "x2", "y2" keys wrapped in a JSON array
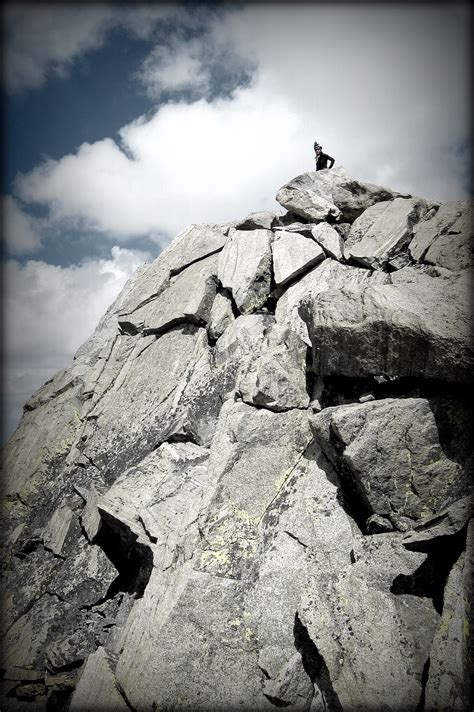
[{"x1": 2, "y1": 170, "x2": 472, "y2": 711}]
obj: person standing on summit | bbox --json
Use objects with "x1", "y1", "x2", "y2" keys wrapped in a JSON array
[{"x1": 314, "y1": 142, "x2": 335, "y2": 170}]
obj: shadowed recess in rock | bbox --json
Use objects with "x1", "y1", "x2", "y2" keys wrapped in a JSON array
[
  {"x1": 391, "y1": 525, "x2": 468, "y2": 614},
  {"x1": 45, "y1": 687, "x2": 74, "y2": 712},
  {"x1": 93, "y1": 510, "x2": 153, "y2": 599},
  {"x1": 293, "y1": 612, "x2": 343, "y2": 712},
  {"x1": 414, "y1": 658, "x2": 431, "y2": 712}
]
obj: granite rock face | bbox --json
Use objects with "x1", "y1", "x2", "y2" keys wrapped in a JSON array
[
  {"x1": 217, "y1": 228, "x2": 273, "y2": 313},
  {"x1": 409, "y1": 201, "x2": 472, "y2": 272},
  {"x1": 272, "y1": 230, "x2": 325, "y2": 287},
  {"x1": 276, "y1": 167, "x2": 405, "y2": 223},
  {"x1": 1, "y1": 169, "x2": 471, "y2": 711},
  {"x1": 300, "y1": 266, "x2": 473, "y2": 382},
  {"x1": 344, "y1": 197, "x2": 430, "y2": 269}
]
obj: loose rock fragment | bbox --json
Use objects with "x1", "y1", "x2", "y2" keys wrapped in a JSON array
[
  {"x1": 272, "y1": 230, "x2": 325, "y2": 287},
  {"x1": 344, "y1": 197, "x2": 430, "y2": 268},
  {"x1": 218, "y1": 228, "x2": 273, "y2": 313},
  {"x1": 311, "y1": 222, "x2": 345, "y2": 260}
]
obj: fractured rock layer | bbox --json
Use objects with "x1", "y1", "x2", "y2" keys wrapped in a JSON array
[{"x1": 1, "y1": 167, "x2": 472, "y2": 711}]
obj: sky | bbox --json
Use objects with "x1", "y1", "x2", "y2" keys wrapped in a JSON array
[{"x1": 1, "y1": 2, "x2": 472, "y2": 442}]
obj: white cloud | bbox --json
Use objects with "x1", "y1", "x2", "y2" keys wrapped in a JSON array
[
  {"x1": 3, "y1": 4, "x2": 114, "y2": 92},
  {"x1": 2, "y1": 3, "x2": 189, "y2": 93},
  {"x1": 2, "y1": 195, "x2": 43, "y2": 254},
  {"x1": 15, "y1": 85, "x2": 302, "y2": 241},
  {"x1": 114, "y1": 5, "x2": 184, "y2": 41},
  {"x1": 134, "y1": 11, "x2": 254, "y2": 100},
  {"x1": 14, "y1": 4, "x2": 471, "y2": 248},
  {"x1": 2, "y1": 246, "x2": 149, "y2": 441},
  {"x1": 137, "y1": 38, "x2": 211, "y2": 97}
]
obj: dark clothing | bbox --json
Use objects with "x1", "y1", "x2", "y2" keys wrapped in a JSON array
[{"x1": 315, "y1": 152, "x2": 335, "y2": 170}]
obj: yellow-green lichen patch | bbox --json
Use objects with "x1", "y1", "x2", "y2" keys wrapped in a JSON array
[
  {"x1": 199, "y1": 547, "x2": 232, "y2": 575},
  {"x1": 54, "y1": 408, "x2": 83, "y2": 456}
]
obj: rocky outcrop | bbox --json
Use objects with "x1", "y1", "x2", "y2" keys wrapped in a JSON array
[
  {"x1": 343, "y1": 197, "x2": 430, "y2": 269},
  {"x1": 409, "y1": 201, "x2": 472, "y2": 271},
  {"x1": 272, "y1": 230, "x2": 324, "y2": 287},
  {"x1": 218, "y1": 228, "x2": 273, "y2": 313},
  {"x1": 275, "y1": 166, "x2": 406, "y2": 223},
  {"x1": 1, "y1": 167, "x2": 472, "y2": 711},
  {"x1": 300, "y1": 267, "x2": 472, "y2": 382}
]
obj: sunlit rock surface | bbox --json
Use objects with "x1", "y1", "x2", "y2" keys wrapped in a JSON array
[{"x1": 1, "y1": 168, "x2": 471, "y2": 711}]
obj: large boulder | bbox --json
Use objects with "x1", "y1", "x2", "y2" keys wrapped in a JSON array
[
  {"x1": 409, "y1": 201, "x2": 472, "y2": 272},
  {"x1": 299, "y1": 534, "x2": 440, "y2": 712},
  {"x1": 207, "y1": 290, "x2": 235, "y2": 341},
  {"x1": 235, "y1": 210, "x2": 281, "y2": 230},
  {"x1": 311, "y1": 222, "x2": 345, "y2": 261},
  {"x1": 218, "y1": 229, "x2": 273, "y2": 313},
  {"x1": 423, "y1": 521, "x2": 472, "y2": 711},
  {"x1": 236, "y1": 323, "x2": 310, "y2": 411},
  {"x1": 272, "y1": 230, "x2": 324, "y2": 287},
  {"x1": 275, "y1": 258, "x2": 389, "y2": 344},
  {"x1": 98, "y1": 441, "x2": 211, "y2": 570},
  {"x1": 212, "y1": 314, "x2": 309, "y2": 412},
  {"x1": 300, "y1": 269, "x2": 473, "y2": 382},
  {"x1": 118, "y1": 253, "x2": 219, "y2": 335},
  {"x1": 344, "y1": 197, "x2": 430, "y2": 269},
  {"x1": 310, "y1": 398, "x2": 462, "y2": 524},
  {"x1": 276, "y1": 167, "x2": 405, "y2": 223},
  {"x1": 79, "y1": 326, "x2": 222, "y2": 478},
  {"x1": 69, "y1": 647, "x2": 129, "y2": 712}
]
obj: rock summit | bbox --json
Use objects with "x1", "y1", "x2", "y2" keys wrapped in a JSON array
[{"x1": 1, "y1": 167, "x2": 472, "y2": 711}]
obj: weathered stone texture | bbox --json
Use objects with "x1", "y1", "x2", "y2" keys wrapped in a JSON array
[
  {"x1": 218, "y1": 228, "x2": 273, "y2": 313},
  {"x1": 272, "y1": 230, "x2": 324, "y2": 286},
  {"x1": 344, "y1": 197, "x2": 430, "y2": 268},
  {"x1": 275, "y1": 257, "x2": 389, "y2": 344},
  {"x1": 276, "y1": 166, "x2": 405, "y2": 223},
  {"x1": 1, "y1": 169, "x2": 471, "y2": 712},
  {"x1": 409, "y1": 201, "x2": 472, "y2": 272},
  {"x1": 311, "y1": 222, "x2": 345, "y2": 260},
  {"x1": 310, "y1": 398, "x2": 462, "y2": 522},
  {"x1": 300, "y1": 269, "x2": 473, "y2": 381},
  {"x1": 118, "y1": 252, "x2": 219, "y2": 335}
]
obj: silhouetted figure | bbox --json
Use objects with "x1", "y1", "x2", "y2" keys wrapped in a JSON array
[{"x1": 314, "y1": 142, "x2": 335, "y2": 171}]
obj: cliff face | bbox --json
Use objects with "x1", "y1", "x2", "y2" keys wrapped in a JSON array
[{"x1": 1, "y1": 167, "x2": 472, "y2": 711}]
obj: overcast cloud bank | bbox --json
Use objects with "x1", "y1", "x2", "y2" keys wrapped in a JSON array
[{"x1": 2, "y1": 247, "x2": 149, "y2": 440}]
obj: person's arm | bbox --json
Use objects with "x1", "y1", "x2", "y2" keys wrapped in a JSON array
[{"x1": 327, "y1": 155, "x2": 335, "y2": 168}]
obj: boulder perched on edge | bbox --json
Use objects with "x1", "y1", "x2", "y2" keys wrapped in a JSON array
[{"x1": 276, "y1": 166, "x2": 406, "y2": 223}]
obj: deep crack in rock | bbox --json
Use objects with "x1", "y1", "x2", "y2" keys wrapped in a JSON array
[{"x1": 293, "y1": 612, "x2": 343, "y2": 712}]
